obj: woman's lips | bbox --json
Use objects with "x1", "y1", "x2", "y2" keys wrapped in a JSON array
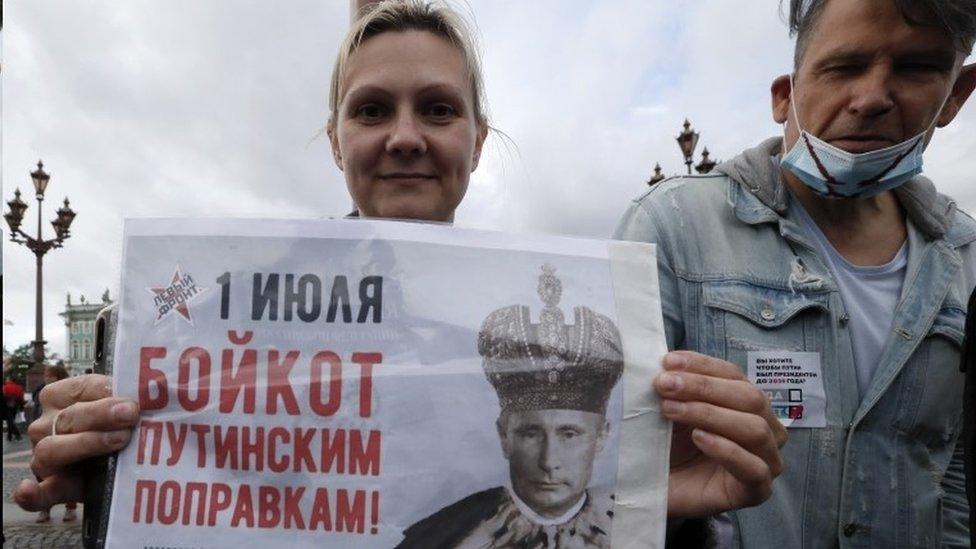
[{"x1": 378, "y1": 173, "x2": 437, "y2": 184}]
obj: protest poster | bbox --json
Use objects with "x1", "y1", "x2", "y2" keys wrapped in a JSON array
[{"x1": 104, "y1": 218, "x2": 670, "y2": 548}]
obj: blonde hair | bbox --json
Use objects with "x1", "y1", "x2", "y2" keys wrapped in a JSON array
[{"x1": 329, "y1": 0, "x2": 488, "y2": 125}]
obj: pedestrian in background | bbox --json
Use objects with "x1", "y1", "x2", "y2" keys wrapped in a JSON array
[{"x1": 3, "y1": 375, "x2": 25, "y2": 442}]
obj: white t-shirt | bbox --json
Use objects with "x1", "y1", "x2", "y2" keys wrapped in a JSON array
[{"x1": 789, "y1": 195, "x2": 908, "y2": 401}]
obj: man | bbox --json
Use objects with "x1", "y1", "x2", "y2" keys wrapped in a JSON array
[
  {"x1": 615, "y1": 0, "x2": 976, "y2": 546},
  {"x1": 399, "y1": 265, "x2": 622, "y2": 548}
]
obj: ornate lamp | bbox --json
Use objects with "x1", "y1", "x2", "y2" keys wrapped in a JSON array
[
  {"x1": 31, "y1": 161, "x2": 50, "y2": 199},
  {"x1": 676, "y1": 119, "x2": 700, "y2": 175},
  {"x1": 5, "y1": 189, "x2": 28, "y2": 233},
  {"x1": 54, "y1": 198, "x2": 76, "y2": 239},
  {"x1": 648, "y1": 163, "x2": 666, "y2": 186},
  {"x1": 695, "y1": 147, "x2": 718, "y2": 174}
]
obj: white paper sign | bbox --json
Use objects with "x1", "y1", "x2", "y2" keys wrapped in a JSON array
[
  {"x1": 105, "y1": 218, "x2": 670, "y2": 549},
  {"x1": 748, "y1": 351, "x2": 826, "y2": 428}
]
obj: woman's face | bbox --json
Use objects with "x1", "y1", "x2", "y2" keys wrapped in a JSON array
[{"x1": 329, "y1": 30, "x2": 487, "y2": 222}]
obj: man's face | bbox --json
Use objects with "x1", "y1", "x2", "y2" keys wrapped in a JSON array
[
  {"x1": 498, "y1": 409, "x2": 608, "y2": 519},
  {"x1": 776, "y1": 0, "x2": 973, "y2": 154}
]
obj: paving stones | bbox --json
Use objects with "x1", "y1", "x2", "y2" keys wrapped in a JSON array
[
  {"x1": 4, "y1": 435, "x2": 84, "y2": 548},
  {"x1": 3, "y1": 524, "x2": 83, "y2": 549}
]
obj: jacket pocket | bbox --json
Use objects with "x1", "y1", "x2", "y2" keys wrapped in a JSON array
[
  {"x1": 891, "y1": 305, "x2": 966, "y2": 446},
  {"x1": 927, "y1": 305, "x2": 965, "y2": 349},
  {"x1": 701, "y1": 281, "x2": 829, "y2": 369}
]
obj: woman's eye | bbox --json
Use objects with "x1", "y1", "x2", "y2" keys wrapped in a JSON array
[
  {"x1": 355, "y1": 104, "x2": 386, "y2": 120},
  {"x1": 426, "y1": 103, "x2": 458, "y2": 119}
]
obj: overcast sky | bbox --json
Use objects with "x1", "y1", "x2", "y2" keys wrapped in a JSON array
[{"x1": 3, "y1": 1, "x2": 975, "y2": 357}]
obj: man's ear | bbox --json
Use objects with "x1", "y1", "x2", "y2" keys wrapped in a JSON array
[
  {"x1": 327, "y1": 117, "x2": 343, "y2": 171},
  {"x1": 496, "y1": 415, "x2": 511, "y2": 459},
  {"x1": 471, "y1": 122, "x2": 489, "y2": 171},
  {"x1": 771, "y1": 74, "x2": 792, "y2": 125},
  {"x1": 936, "y1": 63, "x2": 976, "y2": 128}
]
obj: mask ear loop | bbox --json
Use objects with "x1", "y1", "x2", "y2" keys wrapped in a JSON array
[
  {"x1": 789, "y1": 73, "x2": 805, "y2": 134},
  {"x1": 782, "y1": 73, "x2": 803, "y2": 154},
  {"x1": 917, "y1": 88, "x2": 954, "y2": 146}
]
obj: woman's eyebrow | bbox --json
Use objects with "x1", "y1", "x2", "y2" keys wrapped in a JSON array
[
  {"x1": 415, "y1": 83, "x2": 466, "y2": 97},
  {"x1": 342, "y1": 85, "x2": 394, "y2": 104}
]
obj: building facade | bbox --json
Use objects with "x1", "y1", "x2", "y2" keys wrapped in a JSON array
[{"x1": 60, "y1": 290, "x2": 112, "y2": 375}]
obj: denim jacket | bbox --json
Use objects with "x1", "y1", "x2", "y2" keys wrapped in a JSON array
[{"x1": 614, "y1": 137, "x2": 974, "y2": 548}]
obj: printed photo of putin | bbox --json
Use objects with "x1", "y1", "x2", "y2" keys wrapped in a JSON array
[{"x1": 398, "y1": 264, "x2": 622, "y2": 549}]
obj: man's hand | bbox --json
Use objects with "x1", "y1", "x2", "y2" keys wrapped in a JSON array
[
  {"x1": 654, "y1": 351, "x2": 787, "y2": 518},
  {"x1": 13, "y1": 375, "x2": 139, "y2": 512}
]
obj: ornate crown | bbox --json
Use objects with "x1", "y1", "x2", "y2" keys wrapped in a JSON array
[{"x1": 477, "y1": 264, "x2": 624, "y2": 415}]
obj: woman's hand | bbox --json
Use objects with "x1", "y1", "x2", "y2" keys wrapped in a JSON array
[
  {"x1": 13, "y1": 374, "x2": 139, "y2": 511},
  {"x1": 654, "y1": 350, "x2": 787, "y2": 518}
]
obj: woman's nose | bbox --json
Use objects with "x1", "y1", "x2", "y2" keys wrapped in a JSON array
[{"x1": 385, "y1": 111, "x2": 427, "y2": 157}]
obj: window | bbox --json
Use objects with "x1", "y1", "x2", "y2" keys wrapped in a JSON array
[{"x1": 72, "y1": 341, "x2": 79, "y2": 360}]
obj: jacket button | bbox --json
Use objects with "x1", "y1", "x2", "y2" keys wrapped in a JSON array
[
  {"x1": 761, "y1": 308, "x2": 775, "y2": 321},
  {"x1": 843, "y1": 523, "x2": 858, "y2": 537}
]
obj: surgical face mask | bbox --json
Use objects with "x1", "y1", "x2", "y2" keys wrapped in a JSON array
[{"x1": 780, "y1": 75, "x2": 948, "y2": 199}]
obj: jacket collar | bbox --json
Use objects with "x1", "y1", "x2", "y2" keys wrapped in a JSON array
[{"x1": 715, "y1": 136, "x2": 958, "y2": 240}]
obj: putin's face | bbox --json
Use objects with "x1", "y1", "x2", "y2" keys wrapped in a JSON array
[{"x1": 498, "y1": 409, "x2": 608, "y2": 519}]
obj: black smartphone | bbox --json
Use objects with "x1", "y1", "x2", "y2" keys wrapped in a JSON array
[{"x1": 82, "y1": 304, "x2": 120, "y2": 549}]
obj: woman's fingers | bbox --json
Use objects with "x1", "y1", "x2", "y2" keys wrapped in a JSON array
[
  {"x1": 40, "y1": 374, "x2": 113, "y2": 410},
  {"x1": 661, "y1": 399, "x2": 783, "y2": 477},
  {"x1": 690, "y1": 429, "x2": 774, "y2": 509},
  {"x1": 14, "y1": 475, "x2": 84, "y2": 513},
  {"x1": 31, "y1": 429, "x2": 133, "y2": 479}
]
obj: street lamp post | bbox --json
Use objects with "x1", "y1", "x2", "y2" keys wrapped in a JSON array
[
  {"x1": 645, "y1": 120, "x2": 718, "y2": 186},
  {"x1": 676, "y1": 119, "x2": 700, "y2": 175},
  {"x1": 4, "y1": 161, "x2": 77, "y2": 391}
]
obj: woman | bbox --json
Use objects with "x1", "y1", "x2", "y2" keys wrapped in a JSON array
[{"x1": 15, "y1": 1, "x2": 784, "y2": 545}]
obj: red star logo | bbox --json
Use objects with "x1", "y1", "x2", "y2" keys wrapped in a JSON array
[{"x1": 147, "y1": 266, "x2": 207, "y2": 325}]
